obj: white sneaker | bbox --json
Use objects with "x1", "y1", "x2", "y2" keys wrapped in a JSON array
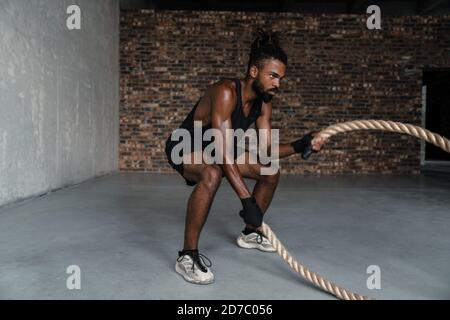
[
  {"x1": 175, "y1": 250, "x2": 214, "y2": 285},
  {"x1": 236, "y1": 230, "x2": 276, "y2": 252}
]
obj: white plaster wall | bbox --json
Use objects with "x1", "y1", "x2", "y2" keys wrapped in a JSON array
[{"x1": 0, "y1": 0, "x2": 120, "y2": 207}]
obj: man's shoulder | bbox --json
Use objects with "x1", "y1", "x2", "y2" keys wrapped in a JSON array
[{"x1": 206, "y1": 78, "x2": 237, "y2": 102}]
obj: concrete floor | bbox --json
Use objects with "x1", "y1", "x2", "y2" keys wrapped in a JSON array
[{"x1": 0, "y1": 172, "x2": 449, "y2": 300}]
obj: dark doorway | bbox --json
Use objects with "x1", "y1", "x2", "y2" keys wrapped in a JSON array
[{"x1": 423, "y1": 69, "x2": 450, "y2": 162}]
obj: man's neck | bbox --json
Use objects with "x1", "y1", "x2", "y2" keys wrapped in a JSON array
[{"x1": 240, "y1": 77, "x2": 258, "y2": 106}]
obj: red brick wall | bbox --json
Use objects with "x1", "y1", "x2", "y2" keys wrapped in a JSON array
[{"x1": 120, "y1": 10, "x2": 450, "y2": 174}]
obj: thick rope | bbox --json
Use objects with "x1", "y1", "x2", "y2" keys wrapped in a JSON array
[
  {"x1": 320, "y1": 120, "x2": 450, "y2": 153},
  {"x1": 261, "y1": 120, "x2": 450, "y2": 300}
]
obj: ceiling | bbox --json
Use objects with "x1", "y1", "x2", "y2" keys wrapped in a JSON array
[{"x1": 120, "y1": 0, "x2": 450, "y2": 15}]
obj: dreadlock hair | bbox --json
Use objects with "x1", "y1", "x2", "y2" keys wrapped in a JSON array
[{"x1": 247, "y1": 28, "x2": 288, "y2": 74}]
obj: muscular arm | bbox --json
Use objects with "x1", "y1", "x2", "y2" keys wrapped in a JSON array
[
  {"x1": 210, "y1": 86, "x2": 252, "y2": 199},
  {"x1": 257, "y1": 102, "x2": 327, "y2": 159}
]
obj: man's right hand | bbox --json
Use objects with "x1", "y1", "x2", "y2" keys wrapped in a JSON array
[
  {"x1": 311, "y1": 132, "x2": 328, "y2": 151},
  {"x1": 240, "y1": 197, "x2": 263, "y2": 228}
]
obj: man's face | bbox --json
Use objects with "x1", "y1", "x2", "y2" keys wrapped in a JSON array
[{"x1": 252, "y1": 59, "x2": 286, "y2": 103}]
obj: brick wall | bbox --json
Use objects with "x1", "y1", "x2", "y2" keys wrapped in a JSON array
[{"x1": 120, "y1": 10, "x2": 450, "y2": 174}]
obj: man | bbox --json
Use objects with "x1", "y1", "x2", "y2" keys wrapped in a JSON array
[{"x1": 165, "y1": 29, "x2": 327, "y2": 284}]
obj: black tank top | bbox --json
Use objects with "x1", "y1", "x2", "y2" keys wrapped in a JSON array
[{"x1": 172, "y1": 78, "x2": 263, "y2": 153}]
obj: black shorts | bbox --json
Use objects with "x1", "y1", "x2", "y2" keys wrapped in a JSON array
[{"x1": 165, "y1": 138, "x2": 198, "y2": 186}]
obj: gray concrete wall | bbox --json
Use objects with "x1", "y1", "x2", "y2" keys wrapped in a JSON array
[{"x1": 0, "y1": 0, "x2": 120, "y2": 207}]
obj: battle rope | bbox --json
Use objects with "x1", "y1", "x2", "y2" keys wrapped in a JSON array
[{"x1": 261, "y1": 120, "x2": 450, "y2": 300}]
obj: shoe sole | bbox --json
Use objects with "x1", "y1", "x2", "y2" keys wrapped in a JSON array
[
  {"x1": 236, "y1": 237, "x2": 277, "y2": 252},
  {"x1": 175, "y1": 263, "x2": 214, "y2": 285}
]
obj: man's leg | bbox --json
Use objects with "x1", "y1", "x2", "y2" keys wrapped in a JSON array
[
  {"x1": 174, "y1": 152, "x2": 219, "y2": 285},
  {"x1": 181, "y1": 152, "x2": 223, "y2": 250}
]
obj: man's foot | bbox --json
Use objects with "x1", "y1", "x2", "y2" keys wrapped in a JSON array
[
  {"x1": 236, "y1": 228, "x2": 276, "y2": 252},
  {"x1": 175, "y1": 249, "x2": 214, "y2": 285}
]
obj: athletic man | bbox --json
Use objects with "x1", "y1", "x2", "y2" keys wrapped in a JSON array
[{"x1": 165, "y1": 29, "x2": 327, "y2": 284}]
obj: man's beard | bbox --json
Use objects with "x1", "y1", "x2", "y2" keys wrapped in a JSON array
[{"x1": 252, "y1": 79, "x2": 275, "y2": 103}]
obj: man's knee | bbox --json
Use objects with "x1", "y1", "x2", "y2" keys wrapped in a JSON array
[
  {"x1": 258, "y1": 169, "x2": 280, "y2": 184},
  {"x1": 200, "y1": 165, "x2": 223, "y2": 189}
]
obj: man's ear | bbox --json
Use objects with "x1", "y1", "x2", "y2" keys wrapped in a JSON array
[{"x1": 249, "y1": 65, "x2": 259, "y2": 79}]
